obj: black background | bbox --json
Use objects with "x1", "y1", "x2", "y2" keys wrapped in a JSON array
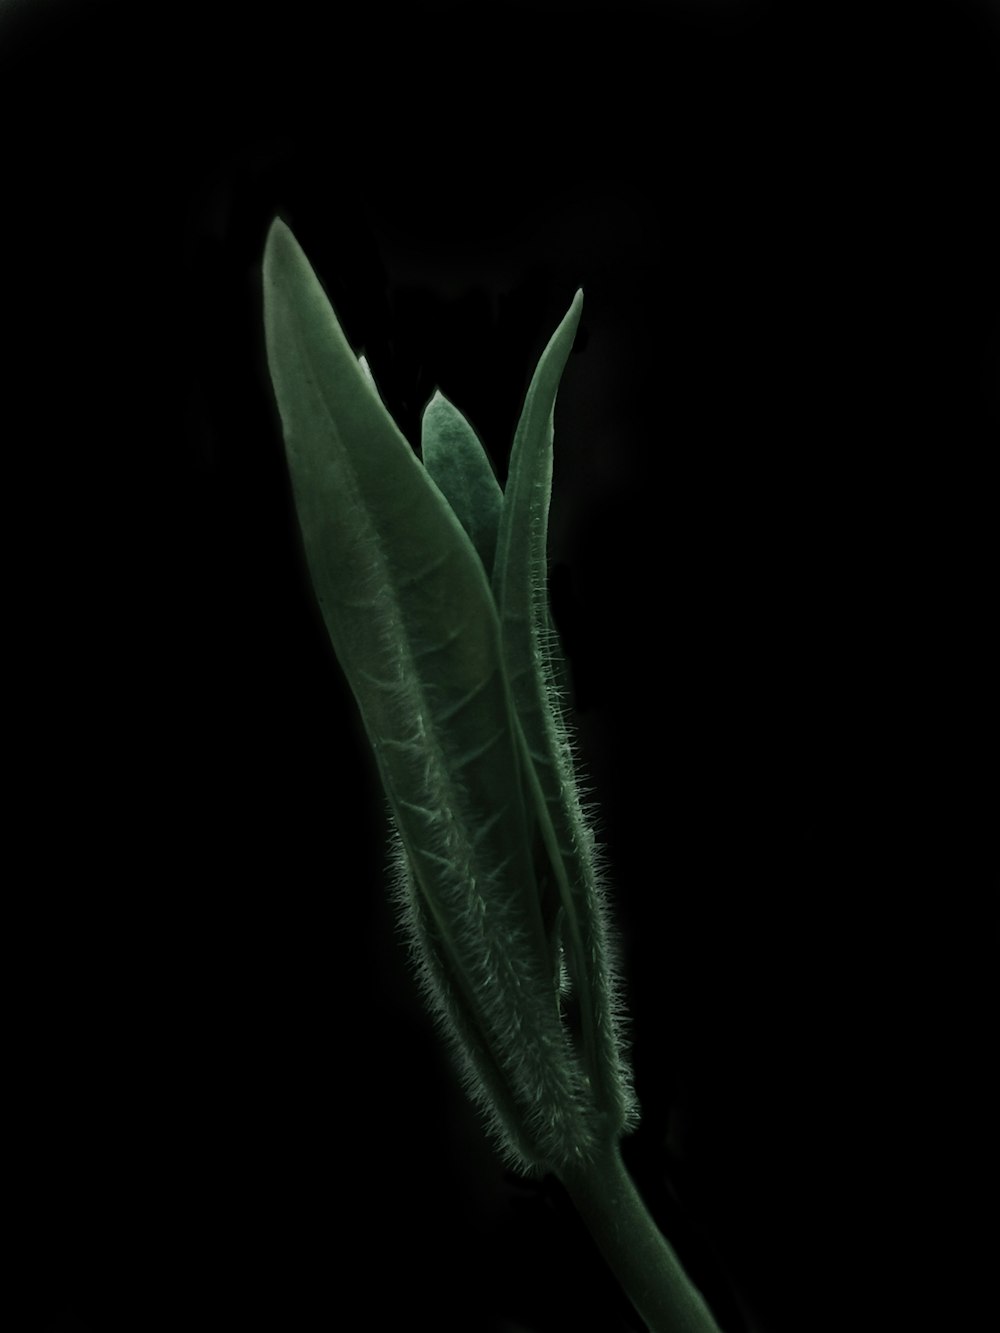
[{"x1": 4, "y1": 2, "x2": 996, "y2": 1330}]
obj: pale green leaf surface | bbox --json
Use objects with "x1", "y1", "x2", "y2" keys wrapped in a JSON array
[{"x1": 421, "y1": 391, "x2": 503, "y2": 579}]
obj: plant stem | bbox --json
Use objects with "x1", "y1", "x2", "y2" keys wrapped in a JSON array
[{"x1": 559, "y1": 1140, "x2": 723, "y2": 1333}]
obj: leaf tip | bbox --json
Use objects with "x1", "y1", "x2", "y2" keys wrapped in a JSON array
[
  {"x1": 422, "y1": 388, "x2": 452, "y2": 428},
  {"x1": 263, "y1": 215, "x2": 292, "y2": 267},
  {"x1": 567, "y1": 288, "x2": 584, "y2": 336}
]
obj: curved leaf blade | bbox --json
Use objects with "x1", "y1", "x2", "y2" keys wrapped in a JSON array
[{"x1": 492, "y1": 290, "x2": 636, "y2": 1134}]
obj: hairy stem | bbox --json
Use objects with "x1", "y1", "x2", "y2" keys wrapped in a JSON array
[{"x1": 559, "y1": 1141, "x2": 723, "y2": 1333}]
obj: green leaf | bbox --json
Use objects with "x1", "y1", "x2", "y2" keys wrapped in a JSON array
[
  {"x1": 492, "y1": 290, "x2": 637, "y2": 1134},
  {"x1": 421, "y1": 390, "x2": 503, "y2": 579},
  {"x1": 262, "y1": 220, "x2": 599, "y2": 1169}
]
